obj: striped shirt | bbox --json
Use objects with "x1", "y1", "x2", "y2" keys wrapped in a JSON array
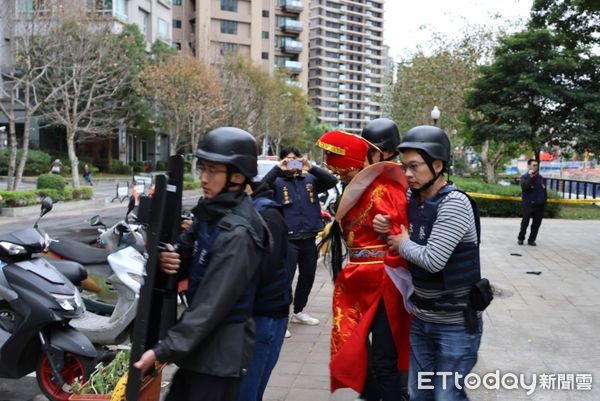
[{"x1": 399, "y1": 190, "x2": 480, "y2": 324}]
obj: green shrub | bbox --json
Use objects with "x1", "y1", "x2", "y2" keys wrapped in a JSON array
[
  {"x1": 0, "y1": 149, "x2": 53, "y2": 175},
  {"x1": 451, "y1": 177, "x2": 561, "y2": 218},
  {"x1": 110, "y1": 160, "x2": 131, "y2": 175},
  {"x1": 73, "y1": 186, "x2": 94, "y2": 200},
  {"x1": 36, "y1": 188, "x2": 62, "y2": 202},
  {"x1": 183, "y1": 173, "x2": 201, "y2": 190},
  {"x1": 37, "y1": 174, "x2": 66, "y2": 191},
  {"x1": 62, "y1": 186, "x2": 74, "y2": 201},
  {"x1": 129, "y1": 161, "x2": 144, "y2": 173},
  {"x1": 156, "y1": 160, "x2": 168, "y2": 171},
  {"x1": 0, "y1": 190, "x2": 38, "y2": 207}
]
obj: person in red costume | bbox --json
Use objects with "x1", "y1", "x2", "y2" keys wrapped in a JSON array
[{"x1": 317, "y1": 130, "x2": 413, "y2": 401}]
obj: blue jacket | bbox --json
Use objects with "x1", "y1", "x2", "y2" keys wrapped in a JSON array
[{"x1": 262, "y1": 165, "x2": 338, "y2": 239}]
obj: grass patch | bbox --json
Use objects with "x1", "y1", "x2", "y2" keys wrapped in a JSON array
[{"x1": 557, "y1": 203, "x2": 600, "y2": 220}]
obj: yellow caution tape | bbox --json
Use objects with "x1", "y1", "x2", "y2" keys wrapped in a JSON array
[{"x1": 466, "y1": 192, "x2": 600, "y2": 204}]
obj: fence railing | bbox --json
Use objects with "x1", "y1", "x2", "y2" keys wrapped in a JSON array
[{"x1": 544, "y1": 178, "x2": 600, "y2": 200}]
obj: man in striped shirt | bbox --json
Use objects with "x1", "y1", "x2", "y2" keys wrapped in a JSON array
[{"x1": 374, "y1": 125, "x2": 485, "y2": 401}]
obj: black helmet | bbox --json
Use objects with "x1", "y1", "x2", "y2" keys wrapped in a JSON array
[
  {"x1": 398, "y1": 125, "x2": 451, "y2": 162},
  {"x1": 361, "y1": 118, "x2": 400, "y2": 151},
  {"x1": 196, "y1": 127, "x2": 258, "y2": 178}
]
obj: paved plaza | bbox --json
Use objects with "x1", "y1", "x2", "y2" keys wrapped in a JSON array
[{"x1": 259, "y1": 217, "x2": 600, "y2": 401}]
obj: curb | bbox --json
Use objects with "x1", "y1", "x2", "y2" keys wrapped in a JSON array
[{"x1": 0, "y1": 198, "x2": 106, "y2": 218}]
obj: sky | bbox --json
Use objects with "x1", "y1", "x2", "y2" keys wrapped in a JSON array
[{"x1": 384, "y1": 0, "x2": 534, "y2": 60}]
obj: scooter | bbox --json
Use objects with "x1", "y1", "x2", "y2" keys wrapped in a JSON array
[
  {"x1": 0, "y1": 198, "x2": 97, "y2": 401},
  {"x1": 69, "y1": 198, "x2": 146, "y2": 346},
  {"x1": 45, "y1": 199, "x2": 145, "y2": 315}
]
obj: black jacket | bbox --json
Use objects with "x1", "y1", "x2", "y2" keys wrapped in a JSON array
[
  {"x1": 153, "y1": 191, "x2": 271, "y2": 377},
  {"x1": 521, "y1": 172, "x2": 547, "y2": 206},
  {"x1": 251, "y1": 183, "x2": 292, "y2": 318}
]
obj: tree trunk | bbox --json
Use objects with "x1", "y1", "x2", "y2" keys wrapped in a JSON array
[
  {"x1": 107, "y1": 135, "x2": 113, "y2": 171},
  {"x1": 66, "y1": 128, "x2": 80, "y2": 189},
  {"x1": 168, "y1": 127, "x2": 178, "y2": 156},
  {"x1": 480, "y1": 139, "x2": 496, "y2": 184},
  {"x1": 13, "y1": 88, "x2": 32, "y2": 191},
  {"x1": 6, "y1": 97, "x2": 17, "y2": 190},
  {"x1": 190, "y1": 157, "x2": 198, "y2": 180}
]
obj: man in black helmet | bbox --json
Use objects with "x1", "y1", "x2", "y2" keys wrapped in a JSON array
[
  {"x1": 134, "y1": 127, "x2": 272, "y2": 401},
  {"x1": 361, "y1": 117, "x2": 401, "y2": 163},
  {"x1": 374, "y1": 125, "x2": 490, "y2": 401}
]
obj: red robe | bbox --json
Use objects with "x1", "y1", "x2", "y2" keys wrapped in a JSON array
[{"x1": 330, "y1": 162, "x2": 412, "y2": 393}]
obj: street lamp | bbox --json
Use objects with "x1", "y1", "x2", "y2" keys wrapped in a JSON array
[{"x1": 431, "y1": 106, "x2": 441, "y2": 126}]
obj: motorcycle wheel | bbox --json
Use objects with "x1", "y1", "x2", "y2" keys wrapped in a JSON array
[{"x1": 36, "y1": 352, "x2": 95, "y2": 401}]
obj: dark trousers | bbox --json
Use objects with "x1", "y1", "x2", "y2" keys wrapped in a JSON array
[
  {"x1": 287, "y1": 237, "x2": 318, "y2": 314},
  {"x1": 518, "y1": 203, "x2": 546, "y2": 243},
  {"x1": 165, "y1": 369, "x2": 241, "y2": 401},
  {"x1": 360, "y1": 300, "x2": 408, "y2": 401}
]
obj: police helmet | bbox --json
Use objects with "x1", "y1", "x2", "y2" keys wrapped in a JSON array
[
  {"x1": 361, "y1": 118, "x2": 400, "y2": 151},
  {"x1": 195, "y1": 127, "x2": 258, "y2": 178},
  {"x1": 397, "y1": 125, "x2": 451, "y2": 162}
]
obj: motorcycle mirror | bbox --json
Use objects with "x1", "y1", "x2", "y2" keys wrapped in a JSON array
[
  {"x1": 89, "y1": 215, "x2": 104, "y2": 227},
  {"x1": 34, "y1": 197, "x2": 53, "y2": 229},
  {"x1": 40, "y1": 197, "x2": 53, "y2": 216},
  {"x1": 126, "y1": 196, "x2": 136, "y2": 217}
]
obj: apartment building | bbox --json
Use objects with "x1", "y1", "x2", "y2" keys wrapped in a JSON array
[
  {"x1": 0, "y1": 0, "x2": 172, "y2": 162},
  {"x1": 308, "y1": 0, "x2": 385, "y2": 133},
  {"x1": 172, "y1": 0, "x2": 309, "y2": 90}
]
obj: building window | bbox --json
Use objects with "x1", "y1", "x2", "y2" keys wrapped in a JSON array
[
  {"x1": 220, "y1": 20, "x2": 238, "y2": 35},
  {"x1": 221, "y1": 0, "x2": 238, "y2": 12},
  {"x1": 114, "y1": 0, "x2": 127, "y2": 20},
  {"x1": 140, "y1": 8, "x2": 150, "y2": 40},
  {"x1": 262, "y1": 31, "x2": 269, "y2": 39},
  {"x1": 158, "y1": 18, "x2": 170, "y2": 41},
  {"x1": 220, "y1": 42, "x2": 238, "y2": 55},
  {"x1": 262, "y1": 10, "x2": 269, "y2": 18},
  {"x1": 262, "y1": 52, "x2": 269, "y2": 60},
  {"x1": 173, "y1": 19, "x2": 182, "y2": 29},
  {"x1": 173, "y1": 42, "x2": 182, "y2": 50},
  {"x1": 172, "y1": 0, "x2": 182, "y2": 4}
]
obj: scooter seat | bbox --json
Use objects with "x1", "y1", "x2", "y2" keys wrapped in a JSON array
[
  {"x1": 48, "y1": 259, "x2": 88, "y2": 286},
  {"x1": 49, "y1": 238, "x2": 109, "y2": 265}
]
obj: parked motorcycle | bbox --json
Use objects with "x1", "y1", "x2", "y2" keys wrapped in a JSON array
[
  {"x1": 45, "y1": 198, "x2": 145, "y2": 315},
  {"x1": 0, "y1": 198, "x2": 97, "y2": 401},
  {"x1": 68, "y1": 198, "x2": 146, "y2": 346}
]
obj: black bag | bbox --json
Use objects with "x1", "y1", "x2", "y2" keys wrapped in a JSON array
[{"x1": 470, "y1": 278, "x2": 493, "y2": 311}]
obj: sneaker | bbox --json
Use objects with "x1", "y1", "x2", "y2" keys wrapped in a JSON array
[
  {"x1": 528, "y1": 241, "x2": 536, "y2": 246},
  {"x1": 291, "y1": 312, "x2": 320, "y2": 326},
  {"x1": 517, "y1": 240, "x2": 524, "y2": 245},
  {"x1": 284, "y1": 329, "x2": 291, "y2": 339}
]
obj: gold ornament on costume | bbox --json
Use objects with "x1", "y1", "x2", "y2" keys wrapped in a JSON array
[
  {"x1": 306, "y1": 183, "x2": 315, "y2": 203},
  {"x1": 282, "y1": 186, "x2": 290, "y2": 205}
]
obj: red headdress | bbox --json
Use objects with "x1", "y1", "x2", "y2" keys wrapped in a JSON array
[{"x1": 316, "y1": 130, "x2": 377, "y2": 175}]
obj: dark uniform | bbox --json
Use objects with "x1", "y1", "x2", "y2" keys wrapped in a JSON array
[
  {"x1": 518, "y1": 170, "x2": 547, "y2": 245},
  {"x1": 262, "y1": 164, "x2": 337, "y2": 317}
]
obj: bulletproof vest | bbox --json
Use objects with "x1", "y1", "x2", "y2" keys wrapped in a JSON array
[
  {"x1": 274, "y1": 174, "x2": 323, "y2": 238},
  {"x1": 188, "y1": 216, "x2": 258, "y2": 324},
  {"x1": 407, "y1": 185, "x2": 481, "y2": 291}
]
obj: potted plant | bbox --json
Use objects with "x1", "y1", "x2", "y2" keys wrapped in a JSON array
[{"x1": 69, "y1": 349, "x2": 163, "y2": 401}]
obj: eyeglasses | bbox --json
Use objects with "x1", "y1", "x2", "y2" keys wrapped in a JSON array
[
  {"x1": 399, "y1": 161, "x2": 428, "y2": 173},
  {"x1": 199, "y1": 165, "x2": 228, "y2": 176}
]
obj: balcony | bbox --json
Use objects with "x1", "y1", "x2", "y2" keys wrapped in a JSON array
[
  {"x1": 283, "y1": 0, "x2": 303, "y2": 13},
  {"x1": 282, "y1": 19, "x2": 303, "y2": 33},
  {"x1": 283, "y1": 60, "x2": 303, "y2": 73},
  {"x1": 283, "y1": 38, "x2": 303, "y2": 53}
]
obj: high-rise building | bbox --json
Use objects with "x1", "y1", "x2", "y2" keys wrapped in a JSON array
[
  {"x1": 308, "y1": 0, "x2": 385, "y2": 133},
  {"x1": 172, "y1": 0, "x2": 309, "y2": 90}
]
